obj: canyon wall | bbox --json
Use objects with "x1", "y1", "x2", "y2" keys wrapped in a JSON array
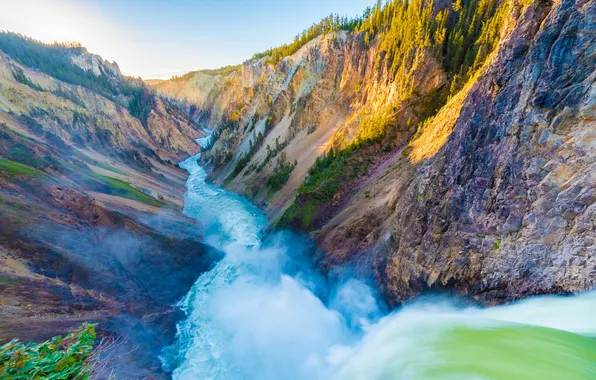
[
  {"x1": 151, "y1": 0, "x2": 595, "y2": 305},
  {"x1": 0, "y1": 38, "x2": 214, "y2": 377}
]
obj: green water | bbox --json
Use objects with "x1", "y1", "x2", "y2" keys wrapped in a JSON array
[
  {"x1": 428, "y1": 325, "x2": 596, "y2": 379},
  {"x1": 335, "y1": 294, "x2": 596, "y2": 380},
  {"x1": 165, "y1": 149, "x2": 596, "y2": 380}
]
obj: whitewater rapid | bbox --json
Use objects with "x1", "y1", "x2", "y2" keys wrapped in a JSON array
[{"x1": 162, "y1": 135, "x2": 596, "y2": 380}]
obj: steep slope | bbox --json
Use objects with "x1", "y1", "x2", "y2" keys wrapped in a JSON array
[
  {"x1": 0, "y1": 34, "x2": 215, "y2": 377},
  {"x1": 151, "y1": 0, "x2": 595, "y2": 305},
  {"x1": 322, "y1": 0, "x2": 596, "y2": 305},
  {"x1": 0, "y1": 36, "x2": 202, "y2": 164}
]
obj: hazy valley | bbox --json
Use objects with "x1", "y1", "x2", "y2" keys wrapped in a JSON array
[{"x1": 0, "y1": 0, "x2": 594, "y2": 378}]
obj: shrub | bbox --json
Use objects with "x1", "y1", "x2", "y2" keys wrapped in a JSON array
[
  {"x1": 0, "y1": 323, "x2": 96, "y2": 379},
  {"x1": 12, "y1": 68, "x2": 45, "y2": 92},
  {"x1": 127, "y1": 87, "x2": 155, "y2": 127},
  {"x1": 230, "y1": 153, "x2": 251, "y2": 178},
  {"x1": 267, "y1": 156, "x2": 296, "y2": 191}
]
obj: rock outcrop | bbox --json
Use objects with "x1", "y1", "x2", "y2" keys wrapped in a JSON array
[
  {"x1": 0, "y1": 36, "x2": 215, "y2": 377},
  {"x1": 369, "y1": 0, "x2": 596, "y2": 305},
  {"x1": 151, "y1": 0, "x2": 595, "y2": 305},
  {"x1": 0, "y1": 45, "x2": 202, "y2": 164}
]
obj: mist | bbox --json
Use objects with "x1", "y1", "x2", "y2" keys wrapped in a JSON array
[
  {"x1": 163, "y1": 152, "x2": 596, "y2": 380},
  {"x1": 162, "y1": 229, "x2": 383, "y2": 380}
]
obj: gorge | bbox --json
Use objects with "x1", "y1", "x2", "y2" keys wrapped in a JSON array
[
  {"x1": 0, "y1": 0, "x2": 595, "y2": 378},
  {"x1": 159, "y1": 132, "x2": 596, "y2": 379}
]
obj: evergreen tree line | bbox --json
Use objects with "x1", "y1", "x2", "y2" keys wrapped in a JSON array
[
  {"x1": 277, "y1": 0, "x2": 513, "y2": 229},
  {"x1": 253, "y1": 0, "x2": 508, "y2": 86},
  {"x1": 0, "y1": 32, "x2": 155, "y2": 126},
  {"x1": 249, "y1": 12, "x2": 363, "y2": 66},
  {"x1": 0, "y1": 32, "x2": 119, "y2": 97},
  {"x1": 357, "y1": 0, "x2": 509, "y2": 142}
]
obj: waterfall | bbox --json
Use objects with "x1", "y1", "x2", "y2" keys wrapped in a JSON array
[{"x1": 161, "y1": 143, "x2": 596, "y2": 380}]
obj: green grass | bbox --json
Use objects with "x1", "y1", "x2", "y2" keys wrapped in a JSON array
[
  {"x1": 277, "y1": 200, "x2": 316, "y2": 230},
  {"x1": 90, "y1": 173, "x2": 166, "y2": 207},
  {"x1": 0, "y1": 277, "x2": 22, "y2": 286},
  {"x1": 0, "y1": 158, "x2": 45, "y2": 178},
  {"x1": 94, "y1": 161, "x2": 125, "y2": 175}
]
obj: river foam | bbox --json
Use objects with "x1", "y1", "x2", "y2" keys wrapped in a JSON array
[{"x1": 162, "y1": 149, "x2": 596, "y2": 380}]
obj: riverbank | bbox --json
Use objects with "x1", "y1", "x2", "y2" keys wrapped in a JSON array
[
  {"x1": 0, "y1": 143, "x2": 222, "y2": 378},
  {"x1": 162, "y1": 151, "x2": 596, "y2": 380}
]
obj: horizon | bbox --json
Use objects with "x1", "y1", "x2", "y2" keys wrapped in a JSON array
[{"x1": 1, "y1": 0, "x2": 375, "y2": 79}]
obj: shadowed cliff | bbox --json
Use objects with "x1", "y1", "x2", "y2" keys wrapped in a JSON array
[{"x1": 0, "y1": 33, "x2": 221, "y2": 378}]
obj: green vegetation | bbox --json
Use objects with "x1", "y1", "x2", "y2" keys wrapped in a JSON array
[
  {"x1": 86, "y1": 173, "x2": 166, "y2": 207},
  {"x1": 199, "y1": 65, "x2": 242, "y2": 77},
  {"x1": 52, "y1": 87, "x2": 86, "y2": 108},
  {"x1": 0, "y1": 277, "x2": 22, "y2": 286},
  {"x1": 127, "y1": 87, "x2": 155, "y2": 127},
  {"x1": 277, "y1": 200, "x2": 317, "y2": 230},
  {"x1": 0, "y1": 32, "x2": 117, "y2": 97},
  {"x1": 279, "y1": 0, "x2": 511, "y2": 231},
  {"x1": 357, "y1": 104, "x2": 398, "y2": 144},
  {"x1": 277, "y1": 147, "x2": 375, "y2": 229},
  {"x1": 0, "y1": 158, "x2": 45, "y2": 178},
  {"x1": 12, "y1": 67, "x2": 45, "y2": 92},
  {"x1": 353, "y1": 0, "x2": 508, "y2": 86},
  {"x1": 17, "y1": 114, "x2": 74, "y2": 154},
  {"x1": 0, "y1": 323, "x2": 96, "y2": 379},
  {"x1": 299, "y1": 149, "x2": 349, "y2": 202},
  {"x1": 226, "y1": 130, "x2": 266, "y2": 182},
  {"x1": 251, "y1": 0, "x2": 507, "y2": 73},
  {"x1": 256, "y1": 137, "x2": 289, "y2": 173},
  {"x1": 444, "y1": 0, "x2": 510, "y2": 81},
  {"x1": 229, "y1": 154, "x2": 251, "y2": 180},
  {"x1": 0, "y1": 125, "x2": 78, "y2": 177},
  {"x1": 0, "y1": 32, "x2": 156, "y2": 126},
  {"x1": 250, "y1": 13, "x2": 364, "y2": 66},
  {"x1": 266, "y1": 152, "x2": 296, "y2": 191},
  {"x1": 267, "y1": 162, "x2": 295, "y2": 191}
]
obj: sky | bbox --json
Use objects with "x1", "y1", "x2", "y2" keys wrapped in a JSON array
[{"x1": 0, "y1": 0, "x2": 375, "y2": 79}]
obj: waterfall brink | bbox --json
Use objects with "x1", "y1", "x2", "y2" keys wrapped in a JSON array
[{"x1": 161, "y1": 146, "x2": 596, "y2": 380}]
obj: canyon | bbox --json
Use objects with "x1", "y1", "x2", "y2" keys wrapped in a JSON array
[
  {"x1": 0, "y1": 36, "x2": 219, "y2": 377},
  {"x1": 0, "y1": 0, "x2": 594, "y2": 378},
  {"x1": 152, "y1": 0, "x2": 595, "y2": 306}
]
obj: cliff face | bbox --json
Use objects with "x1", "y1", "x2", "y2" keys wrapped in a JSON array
[
  {"x1": 0, "y1": 49, "x2": 201, "y2": 164},
  {"x1": 152, "y1": 0, "x2": 595, "y2": 305},
  {"x1": 0, "y1": 38, "x2": 215, "y2": 377},
  {"x1": 326, "y1": 0, "x2": 596, "y2": 305},
  {"x1": 153, "y1": 29, "x2": 447, "y2": 214}
]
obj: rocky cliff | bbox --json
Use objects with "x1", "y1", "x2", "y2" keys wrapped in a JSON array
[
  {"x1": 0, "y1": 34, "x2": 215, "y2": 377},
  {"x1": 151, "y1": 0, "x2": 595, "y2": 305}
]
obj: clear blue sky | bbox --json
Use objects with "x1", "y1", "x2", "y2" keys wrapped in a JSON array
[{"x1": 2, "y1": 0, "x2": 374, "y2": 78}]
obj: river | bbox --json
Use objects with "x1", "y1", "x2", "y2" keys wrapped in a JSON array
[{"x1": 161, "y1": 135, "x2": 596, "y2": 380}]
